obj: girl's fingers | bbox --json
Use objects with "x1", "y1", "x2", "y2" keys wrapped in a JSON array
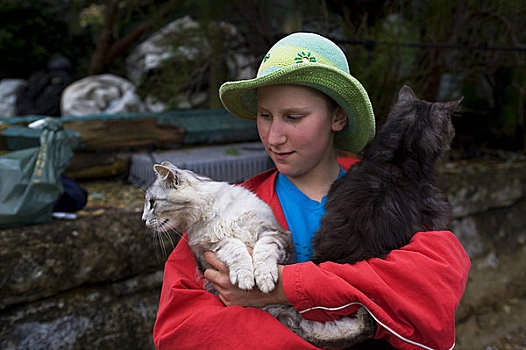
[{"x1": 204, "y1": 251, "x2": 228, "y2": 272}]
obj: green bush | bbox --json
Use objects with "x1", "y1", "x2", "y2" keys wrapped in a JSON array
[{"x1": 0, "y1": 1, "x2": 91, "y2": 79}]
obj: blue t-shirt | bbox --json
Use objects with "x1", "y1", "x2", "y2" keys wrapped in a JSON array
[{"x1": 275, "y1": 167, "x2": 346, "y2": 263}]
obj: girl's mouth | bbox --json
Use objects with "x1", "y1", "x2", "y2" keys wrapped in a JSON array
[{"x1": 271, "y1": 150, "x2": 294, "y2": 161}]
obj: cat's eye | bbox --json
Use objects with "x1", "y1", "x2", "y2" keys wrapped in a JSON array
[{"x1": 149, "y1": 199, "x2": 155, "y2": 209}]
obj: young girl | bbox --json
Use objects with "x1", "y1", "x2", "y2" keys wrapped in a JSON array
[{"x1": 153, "y1": 32, "x2": 470, "y2": 349}]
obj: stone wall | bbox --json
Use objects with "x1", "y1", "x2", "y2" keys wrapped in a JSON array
[
  {"x1": 0, "y1": 208, "x2": 163, "y2": 350},
  {"x1": 1, "y1": 158, "x2": 525, "y2": 349}
]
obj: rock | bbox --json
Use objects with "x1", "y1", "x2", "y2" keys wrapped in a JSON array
[
  {"x1": 61, "y1": 74, "x2": 146, "y2": 116},
  {"x1": 0, "y1": 79, "x2": 27, "y2": 117},
  {"x1": 451, "y1": 197, "x2": 526, "y2": 261},
  {"x1": 440, "y1": 160, "x2": 526, "y2": 218},
  {"x1": 125, "y1": 16, "x2": 255, "y2": 110},
  {"x1": 0, "y1": 208, "x2": 162, "y2": 309},
  {"x1": 143, "y1": 95, "x2": 167, "y2": 113},
  {"x1": 126, "y1": 16, "x2": 201, "y2": 85},
  {"x1": 0, "y1": 183, "x2": 165, "y2": 350},
  {"x1": 0, "y1": 203, "x2": 164, "y2": 350},
  {"x1": 440, "y1": 160, "x2": 526, "y2": 260},
  {"x1": 0, "y1": 271, "x2": 162, "y2": 350}
]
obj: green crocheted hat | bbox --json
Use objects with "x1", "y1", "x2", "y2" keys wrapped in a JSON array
[{"x1": 219, "y1": 32, "x2": 375, "y2": 152}]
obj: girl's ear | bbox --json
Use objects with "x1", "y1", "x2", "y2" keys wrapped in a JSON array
[{"x1": 331, "y1": 106, "x2": 347, "y2": 132}]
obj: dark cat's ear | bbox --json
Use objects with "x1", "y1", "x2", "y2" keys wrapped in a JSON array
[
  {"x1": 397, "y1": 85, "x2": 417, "y2": 103},
  {"x1": 154, "y1": 164, "x2": 180, "y2": 188},
  {"x1": 443, "y1": 96, "x2": 464, "y2": 110}
]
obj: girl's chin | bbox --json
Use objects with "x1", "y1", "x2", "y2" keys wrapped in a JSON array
[{"x1": 275, "y1": 165, "x2": 302, "y2": 178}]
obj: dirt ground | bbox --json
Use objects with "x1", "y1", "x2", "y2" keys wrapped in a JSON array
[{"x1": 454, "y1": 242, "x2": 526, "y2": 350}]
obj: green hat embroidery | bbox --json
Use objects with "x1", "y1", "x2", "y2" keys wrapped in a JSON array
[
  {"x1": 295, "y1": 51, "x2": 317, "y2": 63},
  {"x1": 219, "y1": 32, "x2": 376, "y2": 152}
]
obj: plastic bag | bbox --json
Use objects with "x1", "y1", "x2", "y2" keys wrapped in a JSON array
[{"x1": 0, "y1": 118, "x2": 73, "y2": 228}]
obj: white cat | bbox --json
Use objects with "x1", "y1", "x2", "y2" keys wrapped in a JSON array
[
  {"x1": 142, "y1": 161, "x2": 293, "y2": 293},
  {"x1": 142, "y1": 161, "x2": 375, "y2": 348}
]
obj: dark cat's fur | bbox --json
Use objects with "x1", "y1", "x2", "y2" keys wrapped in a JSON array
[{"x1": 313, "y1": 85, "x2": 461, "y2": 265}]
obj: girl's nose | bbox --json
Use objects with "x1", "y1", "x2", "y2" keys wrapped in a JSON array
[{"x1": 266, "y1": 119, "x2": 286, "y2": 146}]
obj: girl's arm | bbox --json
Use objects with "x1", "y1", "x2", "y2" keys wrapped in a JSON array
[
  {"x1": 283, "y1": 230, "x2": 470, "y2": 350},
  {"x1": 206, "y1": 231, "x2": 470, "y2": 350},
  {"x1": 153, "y1": 235, "x2": 316, "y2": 350}
]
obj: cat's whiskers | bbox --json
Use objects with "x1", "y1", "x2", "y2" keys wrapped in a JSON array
[
  {"x1": 152, "y1": 230, "x2": 164, "y2": 261},
  {"x1": 145, "y1": 217, "x2": 173, "y2": 260},
  {"x1": 145, "y1": 220, "x2": 164, "y2": 262},
  {"x1": 152, "y1": 228, "x2": 177, "y2": 261},
  {"x1": 158, "y1": 230, "x2": 168, "y2": 259},
  {"x1": 156, "y1": 220, "x2": 179, "y2": 244},
  {"x1": 167, "y1": 227, "x2": 182, "y2": 239}
]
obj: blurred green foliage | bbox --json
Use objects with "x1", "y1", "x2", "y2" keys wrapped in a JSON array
[
  {"x1": 0, "y1": 0, "x2": 92, "y2": 79},
  {"x1": 331, "y1": 0, "x2": 526, "y2": 152}
]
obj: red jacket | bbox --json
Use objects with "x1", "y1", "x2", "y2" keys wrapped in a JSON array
[{"x1": 153, "y1": 157, "x2": 471, "y2": 350}]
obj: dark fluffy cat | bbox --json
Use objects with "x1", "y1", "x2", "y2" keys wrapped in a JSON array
[
  {"x1": 312, "y1": 85, "x2": 462, "y2": 265},
  {"x1": 266, "y1": 85, "x2": 462, "y2": 349}
]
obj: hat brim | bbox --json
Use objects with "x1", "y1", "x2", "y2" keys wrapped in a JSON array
[{"x1": 219, "y1": 63, "x2": 375, "y2": 152}]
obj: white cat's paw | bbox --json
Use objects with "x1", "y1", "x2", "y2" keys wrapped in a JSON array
[
  {"x1": 230, "y1": 268, "x2": 255, "y2": 290},
  {"x1": 254, "y1": 262, "x2": 278, "y2": 293}
]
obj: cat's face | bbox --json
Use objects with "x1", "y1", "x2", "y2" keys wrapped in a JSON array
[{"x1": 142, "y1": 162, "x2": 203, "y2": 235}]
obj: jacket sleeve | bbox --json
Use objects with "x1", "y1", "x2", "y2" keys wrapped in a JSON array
[
  {"x1": 282, "y1": 230, "x2": 471, "y2": 350},
  {"x1": 153, "y1": 235, "x2": 317, "y2": 350}
]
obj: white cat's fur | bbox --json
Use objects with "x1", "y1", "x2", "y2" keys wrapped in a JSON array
[{"x1": 142, "y1": 161, "x2": 375, "y2": 348}]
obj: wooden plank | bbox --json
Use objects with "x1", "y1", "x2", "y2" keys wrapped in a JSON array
[
  {"x1": 158, "y1": 109, "x2": 258, "y2": 144},
  {"x1": 0, "y1": 109, "x2": 258, "y2": 152},
  {"x1": 64, "y1": 117, "x2": 185, "y2": 151},
  {"x1": 66, "y1": 151, "x2": 132, "y2": 179}
]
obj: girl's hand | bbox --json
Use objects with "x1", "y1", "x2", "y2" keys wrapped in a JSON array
[{"x1": 203, "y1": 251, "x2": 291, "y2": 308}]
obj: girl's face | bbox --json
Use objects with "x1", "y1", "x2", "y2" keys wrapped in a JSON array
[{"x1": 257, "y1": 84, "x2": 346, "y2": 180}]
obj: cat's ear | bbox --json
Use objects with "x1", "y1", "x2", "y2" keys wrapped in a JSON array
[
  {"x1": 153, "y1": 164, "x2": 180, "y2": 187},
  {"x1": 443, "y1": 96, "x2": 464, "y2": 110},
  {"x1": 397, "y1": 85, "x2": 417, "y2": 103}
]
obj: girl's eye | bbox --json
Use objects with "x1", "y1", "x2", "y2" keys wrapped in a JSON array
[
  {"x1": 286, "y1": 114, "x2": 303, "y2": 121},
  {"x1": 258, "y1": 112, "x2": 272, "y2": 120}
]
